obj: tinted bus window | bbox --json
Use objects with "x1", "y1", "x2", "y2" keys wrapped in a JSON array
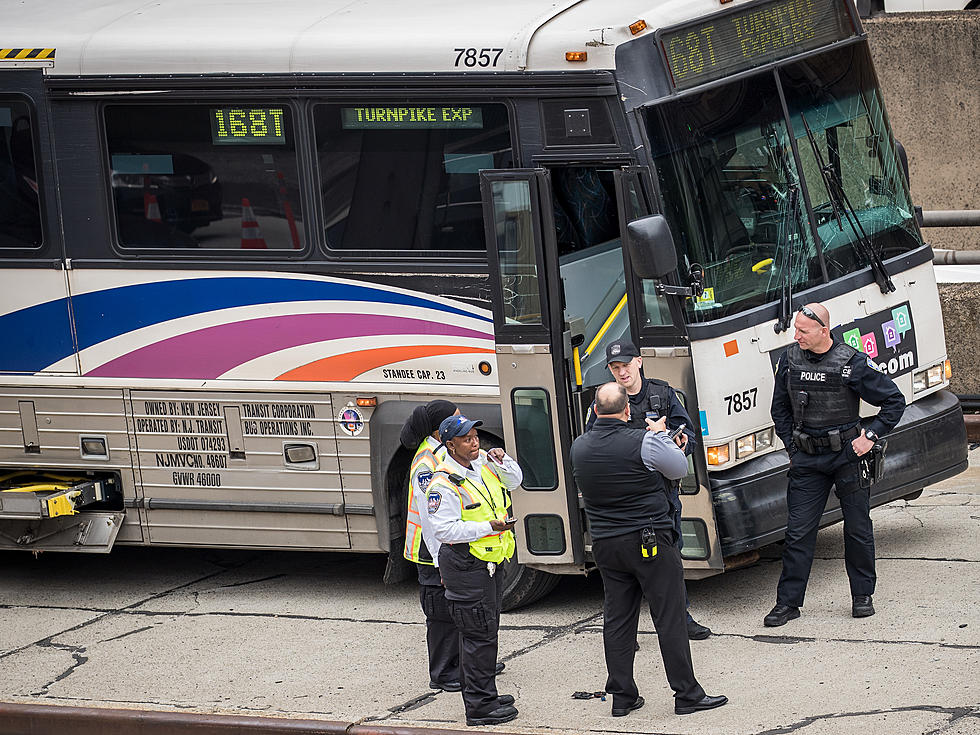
[
  {"x1": 105, "y1": 105, "x2": 304, "y2": 251},
  {"x1": 314, "y1": 104, "x2": 512, "y2": 254},
  {"x1": 0, "y1": 99, "x2": 41, "y2": 248}
]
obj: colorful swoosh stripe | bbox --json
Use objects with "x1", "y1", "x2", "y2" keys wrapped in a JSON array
[{"x1": 0, "y1": 274, "x2": 495, "y2": 380}]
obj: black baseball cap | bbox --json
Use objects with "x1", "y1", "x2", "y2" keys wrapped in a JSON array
[{"x1": 605, "y1": 339, "x2": 640, "y2": 365}]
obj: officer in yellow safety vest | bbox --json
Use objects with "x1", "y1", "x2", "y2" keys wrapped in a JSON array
[
  {"x1": 399, "y1": 399, "x2": 461, "y2": 692},
  {"x1": 428, "y1": 414, "x2": 523, "y2": 727}
]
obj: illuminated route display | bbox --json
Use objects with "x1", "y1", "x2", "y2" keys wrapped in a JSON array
[
  {"x1": 210, "y1": 108, "x2": 286, "y2": 145},
  {"x1": 341, "y1": 106, "x2": 484, "y2": 130},
  {"x1": 659, "y1": 0, "x2": 856, "y2": 91}
]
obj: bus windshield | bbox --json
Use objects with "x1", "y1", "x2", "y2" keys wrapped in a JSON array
[{"x1": 646, "y1": 43, "x2": 921, "y2": 323}]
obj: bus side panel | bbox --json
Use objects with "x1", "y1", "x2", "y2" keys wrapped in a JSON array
[
  {"x1": 331, "y1": 392, "x2": 378, "y2": 551},
  {"x1": 0, "y1": 386, "x2": 143, "y2": 542},
  {"x1": 131, "y1": 390, "x2": 350, "y2": 549},
  {"x1": 0, "y1": 270, "x2": 76, "y2": 375}
]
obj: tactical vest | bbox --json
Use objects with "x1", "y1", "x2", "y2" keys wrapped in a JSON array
[
  {"x1": 625, "y1": 378, "x2": 674, "y2": 431},
  {"x1": 403, "y1": 439, "x2": 446, "y2": 564},
  {"x1": 786, "y1": 342, "x2": 861, "y2": 430},
  {"x1": 429, "y1": 454, "x2": 515, "y2": 564}
]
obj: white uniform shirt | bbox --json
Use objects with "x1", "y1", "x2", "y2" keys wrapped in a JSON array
[{"x1": 426, "y1": 448, "x2": 523, "y2": 567}]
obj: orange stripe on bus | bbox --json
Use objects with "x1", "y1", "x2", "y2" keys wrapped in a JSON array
[{"x1": 276, "y1": 345, "x2": 494, "y2": 382}]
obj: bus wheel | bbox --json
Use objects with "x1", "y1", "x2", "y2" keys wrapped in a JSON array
[{"x1": 500, "y1": 560, "x2": 560, "y2": 611}]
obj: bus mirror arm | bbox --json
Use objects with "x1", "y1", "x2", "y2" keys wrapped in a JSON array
[{"x1": 654, "y1": 264, "x2": 704, "y2": 299}]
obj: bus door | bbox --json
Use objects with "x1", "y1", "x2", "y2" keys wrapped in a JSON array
[
  {"x1": 616, "y1": 167, "x2": 725, "y2": 575},
  {"x1": 480, "y1": 169, "x2": 583, "y2": 566}
]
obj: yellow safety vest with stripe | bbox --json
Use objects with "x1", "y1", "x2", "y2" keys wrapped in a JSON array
[
  {"x1": 403, "y1": 439, "x2": 446, "y2": 564},
  {"x1": 430, "y1": 456, "x2": 516, "y2": 564}
]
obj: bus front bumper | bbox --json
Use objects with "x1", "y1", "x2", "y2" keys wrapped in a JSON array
[{"x1": 709, "y1": 389, "x2": 968, "y2": 558}]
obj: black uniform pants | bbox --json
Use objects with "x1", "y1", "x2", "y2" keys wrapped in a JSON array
[
  {"x1": 438, "y1": 544, "x2": 503, "y2": 718},
  {"x1": 668, "y1": 485, "x2": 694, "y2": 623},
  {"x1": 593, "y1": 529, "x2": 706, "y2": 710},
  {"x1": 776, "y1": 447, "x2": 875, "y2": 608},
  {"x1": 417, "y1": 563, "x2": 460, "y2": 686}
]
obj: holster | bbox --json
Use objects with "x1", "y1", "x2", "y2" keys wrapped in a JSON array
[
  {"x1": 792, "y1": 429, "x2": 816, "y2": 454},
  {"x1": 859, "y1": 439, "x2": 887, "y2": 488}
]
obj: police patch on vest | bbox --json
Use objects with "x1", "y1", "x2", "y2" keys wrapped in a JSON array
[
  {"x1": 866, "y1": 357, "x2": 883, "y2": 373},
  {"x1": 841, "y1": 364, "x2": 852, "y2": 379},
  {"x1": 799, "y1": 370, "x2": 828, "y2": 382},
  {"x1": 427, "y1": 490, "x2": 441, "y2": 514},
  {"x1": 417, "y1": 470, "x2": 433, "y2": 491}
]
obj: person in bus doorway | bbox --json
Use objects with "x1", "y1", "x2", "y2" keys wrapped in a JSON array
[
  {"x1": 585, "y1": 339, "x2": 711, "y2": 641},
  {"x1": 427, "y1": 414, "x2": 523, "y2": 727},
  {"x1": 765, "y1": 302, "x2": 906, "y2": 627},
  {"x1": 572, "y1": 382, "x2": 728, "y2": 717}
]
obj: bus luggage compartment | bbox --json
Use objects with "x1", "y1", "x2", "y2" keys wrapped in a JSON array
[{"x1": 709, "y1": 389, "x2": 968, "y2": 558}]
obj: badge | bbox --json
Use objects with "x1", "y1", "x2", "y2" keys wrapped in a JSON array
[
  {"x1": 417, "y1": 470, "x2": 433, "y2": 491},
  {"x1": 338, "y1": 406, "x2": 364, "y2": 436},
  {"x1": 866, "y1": 356, "x2": 883, "y2": 373},
  {"x1": 610, "y1": 344, "x2": 621, "y2": 356},
  {"x1": 427, "y1": 490, "x2": 442, "y2": 514}
]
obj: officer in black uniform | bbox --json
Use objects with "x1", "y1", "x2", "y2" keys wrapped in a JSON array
[
  {"x1": 586, "y1": 339, "x2": 711, "y2": 640},
  {"x1": 765, "y1": 302, "x2": 906, "y2": 627},
  {"x1": 571, "y1": 382, "x2": 728, "y2": 717}
]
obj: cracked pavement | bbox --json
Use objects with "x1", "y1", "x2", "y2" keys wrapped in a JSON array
[{"x1": 1, "y1": 448, "x2": 978, "y2": 735}]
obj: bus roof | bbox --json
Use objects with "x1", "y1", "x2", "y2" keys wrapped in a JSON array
[{"x1": 2, "y1": 0, "x2": 739, "y2": 77}]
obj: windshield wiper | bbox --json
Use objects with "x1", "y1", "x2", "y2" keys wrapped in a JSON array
[
  {"x1": 764, "y1": 125, "x2": 803, "y2": 333},
  {"x1": 800, "y1": 114, "x2": 895, "y2": 294}
]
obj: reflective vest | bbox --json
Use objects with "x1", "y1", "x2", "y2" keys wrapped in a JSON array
[
  {"x1": 403, "y1": 439, "x2": 446, "y2": 564},
  {"x1": 430, "y1": 455, "x2": 515, "y2": 564}
]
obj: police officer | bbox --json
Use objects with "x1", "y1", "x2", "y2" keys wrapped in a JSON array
[
  {"x1": 400, "y1": 399, "x2": 460, "y2": 691},
  {"x1": 572, "y1": 383, "x2": 728, "y2": 717},
  {"x1": 586, "y1": 339, "x2": 710, "y2": 640},
  {"x1": 427, "y1": 414, "x2": 523, "y2": 727},
  {"x1": 765, "y1": 302, "x2": 906, "y2": 627}
]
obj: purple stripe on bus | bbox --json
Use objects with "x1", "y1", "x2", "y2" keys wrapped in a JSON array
[{"x1": 83, "y1": 313, "x2": 492, "y2": 379}]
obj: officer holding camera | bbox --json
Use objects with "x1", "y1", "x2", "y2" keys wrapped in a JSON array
[
  {"x1": 572, "y1": 382, "x2": 727, "y2": 717},
  {"x1": 765, "y1": 302, "x2": 905, "y2": 627}
]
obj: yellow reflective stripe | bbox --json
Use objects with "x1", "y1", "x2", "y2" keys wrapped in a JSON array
[
  {"x1": 15, "y1": 48, "x2": 32, "y2": 59},
  {"x1": 39, "y1": 49, "x2": 56, "y2": 59}
]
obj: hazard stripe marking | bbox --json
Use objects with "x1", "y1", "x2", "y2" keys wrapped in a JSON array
[{"x1": 0, "y1": 48, "x2": 56, "y2": 61}]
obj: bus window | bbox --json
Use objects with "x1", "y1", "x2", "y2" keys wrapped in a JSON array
[
  {"x1": 313, "y1": 103, "x2": 511, "y2": 254},
  {"x1": 104, "y1": 104, "x2": 304, "y2": 251},
  {"x1": 0, "y1": 99, "x2": 41, "y2": 248},
  {"x1": 780, "y1": 45, "x2": 922, "y2": 280},
  {"x1": 510, "y1": 388, "x2": 558, "y2": 490},
  {"x1": 647, "y1": 72, "x2": 822, "y2": 323},
  {"x1": 489, "y1": 179, "x2": 542, "y2": 325}
]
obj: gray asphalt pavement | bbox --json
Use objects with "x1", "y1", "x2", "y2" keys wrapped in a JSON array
[{"x1": 2, "y1": 448, "x2": 978, "y2": 735}]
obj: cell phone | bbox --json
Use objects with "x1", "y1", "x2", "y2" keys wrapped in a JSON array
[
  {"x1": 503, "y1": 516, "x2": 517, "y2": 524},
  {"x1": 668, "y1": 423, "x2": 686, "y2": 440}
]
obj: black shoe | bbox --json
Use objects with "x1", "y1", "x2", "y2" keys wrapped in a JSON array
[
  {"x1": 763, "y1": 604, "x2": 800, "y2": 627},
  {"x1": 466, "y1": 704, "x2": 518, "y2": 726},
  {"x1": 495, "y1": 661, "x2": 505, "y2": 675},
  {"x1": 611, "y1": 695, "x2": 645, "y2": 717},
  {"x1": 852, "y1": 595, "x2": 875, "y2": 618},
  {"x1": 687, "y1": 619, "x2": 712, "y2": 640},
  {"x1": 497, "y1": 694, "x2": 515, "y2": 706},
  {"x1": 429, "y1": 679, "x2": 462, "y2": 692},
  {"x1": 675, "y1": 694, "x2": 728, "y2": 715}
]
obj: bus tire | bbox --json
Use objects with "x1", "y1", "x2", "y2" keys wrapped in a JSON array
[{"x1": 500, "y1": 561, "x2": 560, "y2": 611}]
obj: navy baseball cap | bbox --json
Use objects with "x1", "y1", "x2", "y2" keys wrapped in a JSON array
[
  {"x1": 439, "y1": 415, "x2": 483, "y2": 443},
  {"x1": 605, "y1": 339, "x2": 640, "y2": 364}
]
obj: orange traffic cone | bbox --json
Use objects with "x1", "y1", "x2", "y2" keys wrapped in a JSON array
[
  {"x1": 240, "y1": 198, "x2": 267, "y2": 249},
  {"x1": 143, "y1": 191, "x2": 162, "y2": 223}
]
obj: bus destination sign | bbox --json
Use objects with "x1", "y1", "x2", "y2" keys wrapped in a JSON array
[
  {"x1": 211, "y1": 108, "x2": 286, "y2": 145},
  {"x1": 659, "y1": 0, "x2": 856, "y2": 91},
  {"x1": 341, "y1": 106, "x2": 484, "y2": 130}
]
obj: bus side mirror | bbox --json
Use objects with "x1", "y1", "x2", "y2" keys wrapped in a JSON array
[{"x1": 626, "y1": 214, "x2": 677, "y2": 279}]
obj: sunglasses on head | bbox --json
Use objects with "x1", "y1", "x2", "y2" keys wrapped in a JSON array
[{"x1": 797, "y1": 305, "x2": 826, "y2": 327}]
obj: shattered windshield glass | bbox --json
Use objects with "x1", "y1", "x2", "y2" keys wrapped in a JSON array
[{"x1": 644, "y1": 43, "x2": 922, "y2": 324}]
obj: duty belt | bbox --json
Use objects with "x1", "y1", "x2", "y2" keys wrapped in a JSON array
[{"x1": 794, "y1": 424, "x2": 861, "y2": 455}]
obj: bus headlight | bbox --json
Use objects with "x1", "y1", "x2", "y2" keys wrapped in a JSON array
[
  {"x1": 735, "y1": 427, "x2": 774, "y2": 459},
  {"x1": 706, "y1": 444, "x2": 730, "y2": 466},
  {"x1": 913, "y1": 362, "x2": 947, "y2": 393}
]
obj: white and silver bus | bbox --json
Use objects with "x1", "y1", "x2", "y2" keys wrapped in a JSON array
[{"x1": 0, "y1": 0, "x2": 967, "y2": 608}]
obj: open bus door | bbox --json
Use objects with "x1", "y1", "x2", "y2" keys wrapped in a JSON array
[
  {"x1": 479, "y1": 169, "x2": 585, "y2": 574},
  {"x1": 614, "y1": 167, "x2": 726, "y2": 577}
]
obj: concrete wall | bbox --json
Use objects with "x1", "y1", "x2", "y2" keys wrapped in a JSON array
[{"x1": 865, "y1": 12, "x2": 979, "y2": 395}]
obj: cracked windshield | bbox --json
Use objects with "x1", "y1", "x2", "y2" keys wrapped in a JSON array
[{"x1": 647, "y1": 44, "x2": 921, "y2": 323}]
